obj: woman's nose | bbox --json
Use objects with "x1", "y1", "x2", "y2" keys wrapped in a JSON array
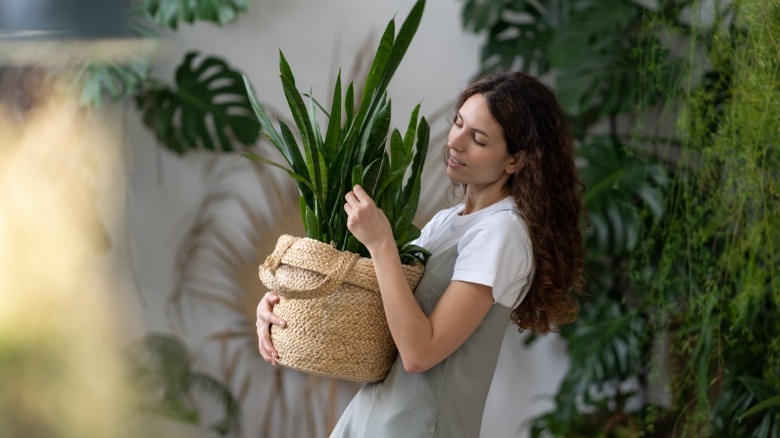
[{"x1": 448, "y1": 129, "x2": 466, "y2": 151}]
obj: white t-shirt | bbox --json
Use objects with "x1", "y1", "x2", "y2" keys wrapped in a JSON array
[{"x1": 412, "y1": 197, "x2": 534, "y2": 308}]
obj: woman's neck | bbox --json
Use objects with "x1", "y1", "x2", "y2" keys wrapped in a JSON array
[{"x1": 462, "y1": 184, "x2": 509, "y2": 215}]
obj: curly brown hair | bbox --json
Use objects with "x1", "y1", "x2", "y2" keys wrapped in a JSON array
[{"x1": 455, "y1": 72, "x2": 586, "y2": 334}]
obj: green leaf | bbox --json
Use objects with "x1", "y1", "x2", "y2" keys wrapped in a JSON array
[
  {"x1": 402, "y1": 103, "x2": 421, "y2": 159},
  {"x1": 739, "y1": 376, "x2": 780, "y2": 402},
  {"x1": 277, "y1": 122, "x2": 310, "y2": 182},
  {"x1": 323, "y1": 71, "x2": 343, "y2": 161},
  {"x1": 376, "y1": 0, "x2": 426, "y2": 95},
  {"x1": 79, "y1": 60, "x2": 150, "y2": 107},
  {"x1": 351, "y1": 165, "x2": 364, "y2": 187},
  {"x1": 242, "y1": 152, "x2": 318, "y2": 198},
  {"x1": 461, "y1": 0, "x2": 505, "y2": 32},
  {"x1": 136, "y1": 52, "x2": 259, "y2": 154},
  {"x1": 307, "y1": 89, "x2": 328, "y2": 200},
  {"x1": 360, "y1": 18, "x2": 395, "y2": 110},
  {"x1": 344, "y1": 81, "x2": 355, "y2": 128},
  {"x1": 142, "y1": 0, "x2": 248, "y2": 29},
  {"x1": 243, "y1": 0, "x2": 429, "y2": 259},
  {"x1": 279, "y1": 52, "x2": 324, "y2": 195},
  {"x1": 739, "y1": 395, "x2": 780, "y2": 420},
  {"x1": 244, "y1": 75, "x2": 308, "y2": 178},
  {"x1": 304, "y1": 205, "x2": 319, "y2": 239},
  {"x1": 398, "y1": 117, "x2": 429, "y2": 225},
  {"x1": 127, "y1": 333, "x2": 239, "y2": 435},
  {"x1": 357, "y1": 94, "x2": 391, "y2": 164},
  {"x1": 579, "y1": 136, "x2": 668, "y2": 254}
]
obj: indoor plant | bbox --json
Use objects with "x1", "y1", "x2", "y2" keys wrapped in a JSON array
[{"x1": 243, "y1": 0, "x2": 429, "y2": 382}]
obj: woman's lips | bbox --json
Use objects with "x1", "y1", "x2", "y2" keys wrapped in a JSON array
[{"x1": 448, "y1": 156, "x2": 464, "y2": 167}]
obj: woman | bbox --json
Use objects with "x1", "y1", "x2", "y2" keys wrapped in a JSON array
[{"x1": 257, "y1": 71, "x2": 585, "y2": 437}]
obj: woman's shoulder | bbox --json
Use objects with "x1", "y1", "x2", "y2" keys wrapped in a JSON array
[{"x1": 475, "y1": 198, "x2": 529, "y2": 234}]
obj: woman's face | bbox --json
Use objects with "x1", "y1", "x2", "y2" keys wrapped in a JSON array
[{"x1": 446, "y1": 93, "x2": 517, "y2": 191}]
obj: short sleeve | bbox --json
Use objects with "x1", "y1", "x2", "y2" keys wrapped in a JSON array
[{"x1": 451, "y1": 212, "x2": 533, "y2": 307}]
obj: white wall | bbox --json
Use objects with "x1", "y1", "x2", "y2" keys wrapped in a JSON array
[{"x1": 121, "y1": 0, "x2": 569, "y2": 436}]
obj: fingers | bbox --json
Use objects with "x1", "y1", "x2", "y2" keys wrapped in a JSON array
[
  {"x1": 345, "y1": 184, "x2": 374, "y2": 206},
  {"x1": 256, "y1": 321, "x2": 278, "y2": 366},
  {"x1": 256, "y1": 291, "x2": 286, "y2": 366}
]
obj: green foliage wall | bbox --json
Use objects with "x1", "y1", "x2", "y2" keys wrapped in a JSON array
[{"x1": 463, "y1": 0, "x2": 780, "y2": 436}]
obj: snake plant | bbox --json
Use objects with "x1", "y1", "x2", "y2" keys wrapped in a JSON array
[{"x1": 243, "y1": 0, "x2": 429, "y2": 264}]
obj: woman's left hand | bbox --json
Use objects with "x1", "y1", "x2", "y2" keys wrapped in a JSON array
[{"x1": 344, "y1": 184, "x2": 394, "y2": 253}]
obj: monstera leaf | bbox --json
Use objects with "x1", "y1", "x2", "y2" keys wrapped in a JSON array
[
  {"x1": 463, "y1": 0, "x2": 564, "y2": 74},
  {"x1": 79, "y1": 60, "x2": 151, "y2": 107},
  {"x1": 579, "y1": 136, "x2": 668, "y2": 254},
  {"x1": 136, "y1": 52, "x2": 259, "y2": 154},
  {"x1": 77, "y1": 4, "x2": 156, "y2": 107},
  {"x1": 462, "y1": 0, "x2": 664, "y2": 120},
  {"x1": 142, "y1": 0, "x2": 249, "y2": 29}
]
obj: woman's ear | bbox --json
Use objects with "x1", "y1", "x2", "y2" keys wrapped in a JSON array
[{"x1": 505, "y1": 152, "x2": 523, "y2": 174}]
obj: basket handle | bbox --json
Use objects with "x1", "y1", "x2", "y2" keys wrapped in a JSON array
[{"x1": 259, "y1": 236, "x2": 360, "y2": 299}]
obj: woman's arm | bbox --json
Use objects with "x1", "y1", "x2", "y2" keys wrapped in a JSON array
[{"x1": 345, "y1": 185, "x2": 494, "y2": 373}]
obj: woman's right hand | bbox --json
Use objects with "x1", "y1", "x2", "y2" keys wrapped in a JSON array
[{"x1": 256, "y1": 291, "x2": 286, "y2": 366}]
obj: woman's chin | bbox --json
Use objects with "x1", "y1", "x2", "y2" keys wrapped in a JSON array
[{"x1": 446, "y1": 168, "x2": 468, "y2": 185}]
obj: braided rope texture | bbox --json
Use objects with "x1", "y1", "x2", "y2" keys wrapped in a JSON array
[{"x1": 259, "y1": 235, "x2": 425, "y2": 382}]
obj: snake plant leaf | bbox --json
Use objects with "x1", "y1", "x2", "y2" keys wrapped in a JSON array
[
  {"x1": 136, "y1": 52, "x2": 259, "y2": 154},
  {"x1": 242, "y1": 152, "x2": 319, "y2": 199},
  {"x1": 304, "y1": 205, "x2": 319, "y2": 239},
  {"x1": 375, "y1": 0, "x2": 425, "y2": 99},
  {"x1": 360, "y1": 19, "x2": 395, "y2": 111},
  {"x1": 351, "y1": 165, "x2": 363, "y2": 188},
  {"x1": 244, "y1": 0, "x2": 428, "y2": 257},
  {"x1": 362, "y1": 155, "x2": 388, "y2": 198},
  {"x1": 344, "y1": 81, "x2": 355, "y2": 129},
  {"x1": 142, "y1": 0, "x2": 248, "y2": 30},
  {"x1": 243, "y1": 75, "x2": 308, "y2": 180},
  {"x1": 243, "y1": 75, "x2": 280, "y2": 141},
  {"x1": 279, "y1": 52, "x2": 325, "y2": 195},
  {"x1": 307, "y1": 90, "x2": 328, "y2": 197},
  {"x1": 398, "y1": 117, "x2": 430, "y2": 225},
  {"x1": 402, "y1": 104, "x2": 421, "y2": 159},
  {"x1": 379, "y1": 129, "x2": 407, "y2": 204},
  {"x1": 323, "y1": 71, "x2": 343, "y2": 162},
  {"x1": 388, "y1": 128, "x2": 406, "y2": 175},
  {"x1": 349, "y1": 0, "x2": 425, "y2": 148},
  {"x1": 357, "y1": 94, "x2": 391, "y2": 164},
  {"x1": 399, "y1": 244, "x2": 430, "y2": 266},
  {"x1": 271, "y1": 119, "x2": 317, "y2": 214}
]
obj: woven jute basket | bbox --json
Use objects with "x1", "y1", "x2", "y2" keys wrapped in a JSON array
[{"x1": 258, "y1": 234, "x2": 425, "y2": 382}]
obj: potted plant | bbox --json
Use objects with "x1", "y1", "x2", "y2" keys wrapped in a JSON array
[{"x1": 242, "y1": 0, "x2": 429, "y2": 382}]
